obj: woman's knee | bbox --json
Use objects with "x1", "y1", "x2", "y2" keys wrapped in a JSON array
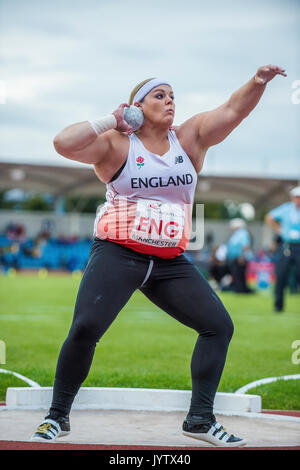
[
  {"x1": 211, "y1": 303, "x2": 234, "y2": 341},
  {"x1": 195, "y1": 306, "x2": 234, "y2": 343},
  {"x1": 223, "y1": 312, "x2": 234, "y2": 342},
  {"x1": 67, "y1": 317, "x2": 104, "y2": 345}
]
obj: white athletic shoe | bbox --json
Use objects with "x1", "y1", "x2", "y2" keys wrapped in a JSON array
[
  {"x1": 31, "y1": 416, "x2": 70, "y2": 442},
  {"x1": 182, "y1": 414, "x2": 247, "y2": 447}
]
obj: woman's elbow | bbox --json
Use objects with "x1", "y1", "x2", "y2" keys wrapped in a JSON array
[
  {"x1": 53, "y1": 134, "x2": 63, "y2": 153},
  {"x1": 53, "y1": 135, "x2": 75, "y2": 160}
]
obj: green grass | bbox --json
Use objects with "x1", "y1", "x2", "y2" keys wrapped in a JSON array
[{"x1": 0, "y1": 273, "x2": 299, "y2": 410}]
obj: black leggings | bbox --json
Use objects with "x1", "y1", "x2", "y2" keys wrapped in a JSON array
[{"x1": 50, "y1": 238, "x2": 234, "y2": 418}]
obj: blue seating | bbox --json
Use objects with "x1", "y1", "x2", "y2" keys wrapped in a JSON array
[{"x1": 0, "y1": 234, "x2": 92, "y2": 272}]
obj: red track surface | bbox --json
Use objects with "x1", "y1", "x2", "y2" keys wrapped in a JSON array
[
  {"x1": 261, "y1": 410, "x2": 300, "y2": 417},
  {"x1": 0, "y1": 441, "x2": 299, "y2": 451}
]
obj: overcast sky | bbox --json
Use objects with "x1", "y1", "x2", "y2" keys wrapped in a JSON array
[{"x1": 0, "y1": 0, "x2": 299, "y2": 178}]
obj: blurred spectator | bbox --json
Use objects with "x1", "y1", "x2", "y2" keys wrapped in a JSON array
[
  {"x1": 226, "y1": 218, "x2": 254, "y2": 293},
  {"x1": 5, "y1": 223, "x2": 26, "y2": 242},
  {"x1": 209, "y1": 244, "x2": 232, "y2": 290},
  {"x1": 32, "y1": 232, "x2": 51, "y2": 258},
  {"x1": 1, "y1": 242, "x2": 21, "y2": 271},
  {"x1": 0, "y1": 228, "x2": 92, "y2": 273},
  {"x1": 268, "y1": 234, "x2": 283, "y2": 263},
  {"x1": 265, "y1": 185, "x2": 300, "y2": 312}
]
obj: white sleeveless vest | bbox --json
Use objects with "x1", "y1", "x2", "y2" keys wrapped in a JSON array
[{"x1": 94, "y1": 129, "x2": 198, "y2": 258}]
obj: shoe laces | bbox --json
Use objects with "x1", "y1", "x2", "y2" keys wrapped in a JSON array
[{"x1": 37, "y1": 423, "x2": 52, "y2": 434}]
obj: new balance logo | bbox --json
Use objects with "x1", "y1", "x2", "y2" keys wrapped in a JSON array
[{"x1": 175, "y1": 155, "x2": 184, "y2": 164}]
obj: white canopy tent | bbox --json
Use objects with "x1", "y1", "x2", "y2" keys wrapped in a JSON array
[{"x1": 0, "y1": 161, "x2": 298, "y2": 211}]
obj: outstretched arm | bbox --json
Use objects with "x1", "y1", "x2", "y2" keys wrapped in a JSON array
[{"x1": 193, "y1": 65, "x2": 287, "y2": 150}]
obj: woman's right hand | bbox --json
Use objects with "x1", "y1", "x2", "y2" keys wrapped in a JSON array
[{"x1": 112, "y1": 103, "x2": 133, "y2": 134}]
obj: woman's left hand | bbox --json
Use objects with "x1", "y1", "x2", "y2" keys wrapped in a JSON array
[{"x1": 254, "y1": 64, "x2": 287, "y2": 85}]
